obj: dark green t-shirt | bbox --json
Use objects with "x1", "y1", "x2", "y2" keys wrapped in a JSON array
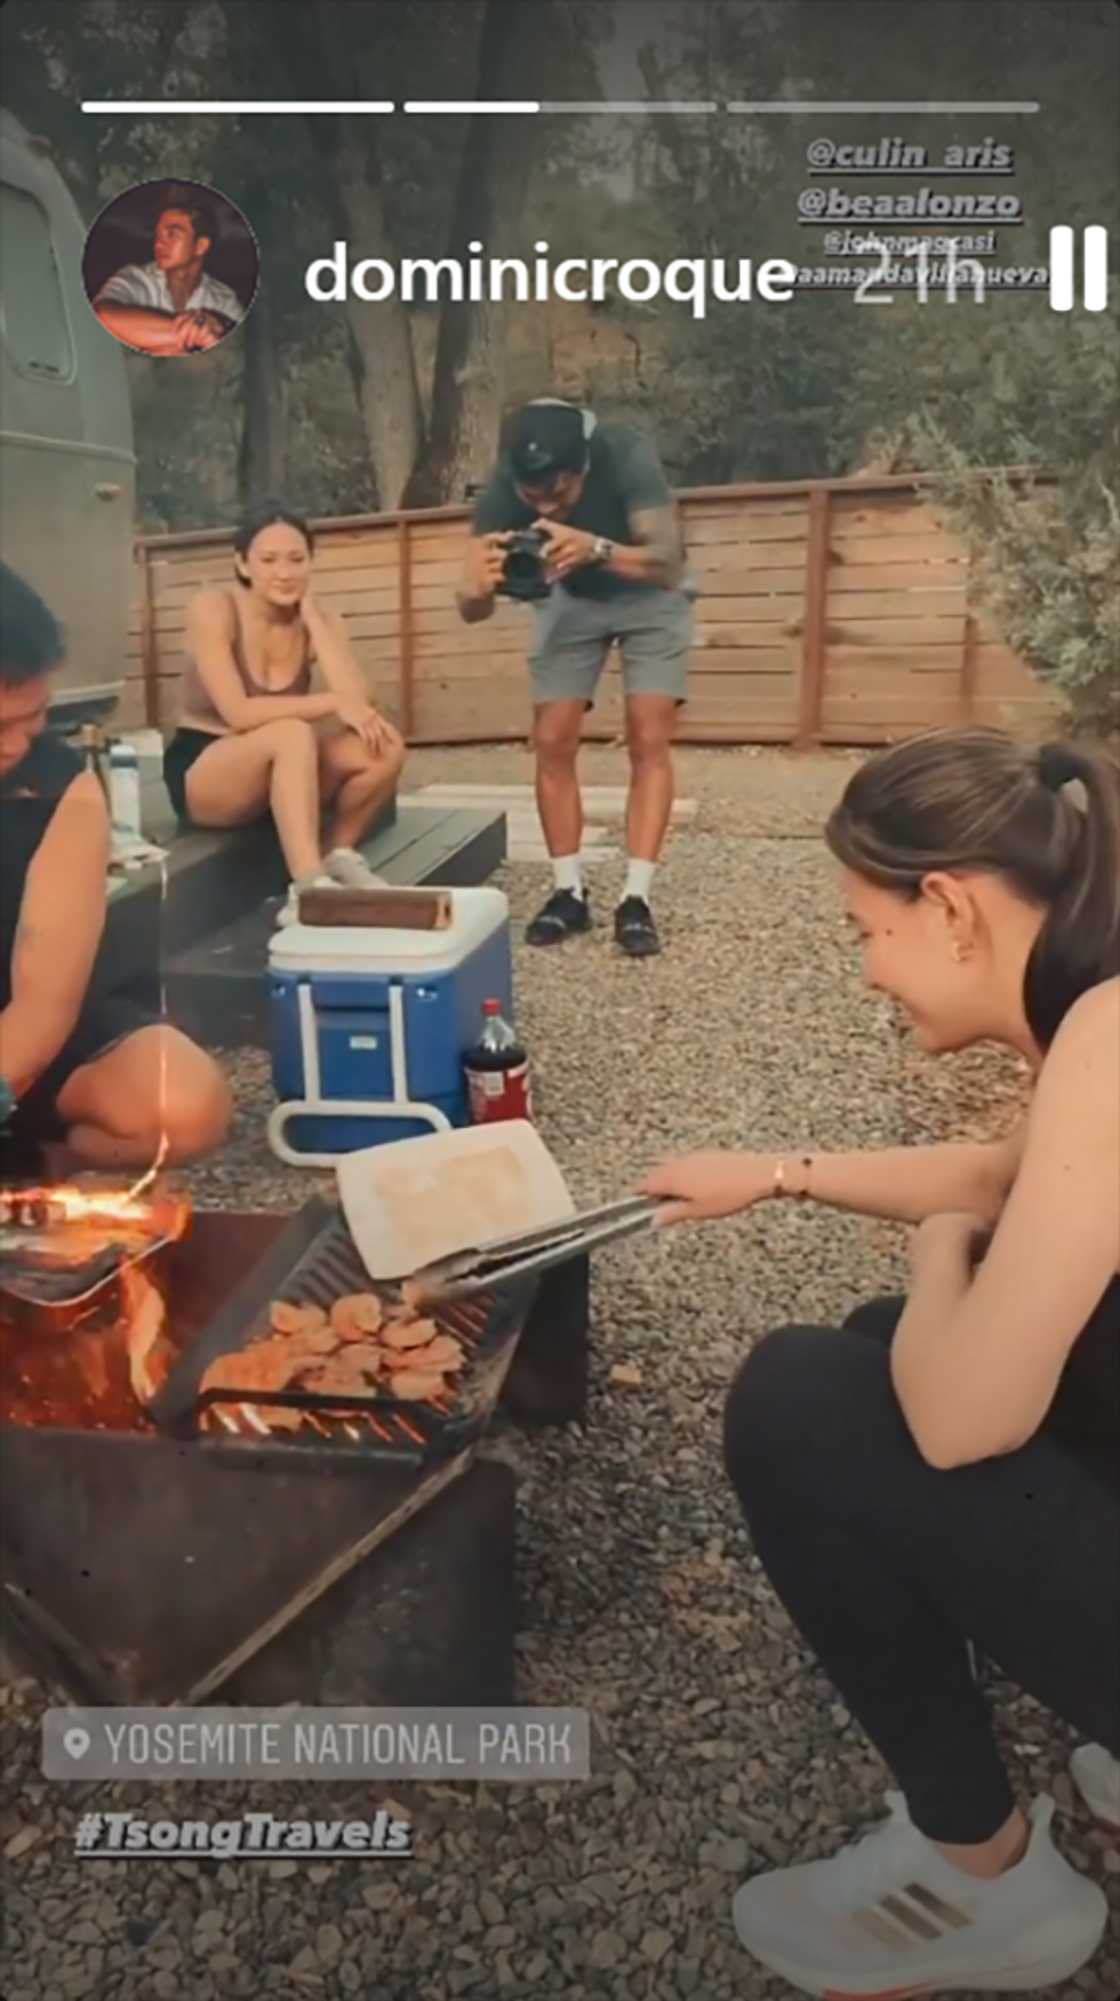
[{"x1": 471, "y1": 419, "x2": 674, "y2": 600}]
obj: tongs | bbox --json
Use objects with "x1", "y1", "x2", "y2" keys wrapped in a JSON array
[{"x1": 403, "y1": 1194, "x2": 665, "y2": 1306}]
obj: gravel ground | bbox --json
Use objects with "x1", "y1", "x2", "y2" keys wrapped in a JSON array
[{"x1": 2, "y1": 745, "x2": 1115, "y2": 2001}]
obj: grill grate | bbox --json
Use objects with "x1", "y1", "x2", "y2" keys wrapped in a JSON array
[{"x1": 150, "y1": 1200, "x2": 538, "y2": 1467}]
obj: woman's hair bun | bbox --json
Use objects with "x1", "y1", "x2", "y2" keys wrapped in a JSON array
[{"x1": 1036, "y1": 742, "x2": 1082, "y2": 792}]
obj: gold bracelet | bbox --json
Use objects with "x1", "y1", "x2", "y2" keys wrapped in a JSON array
[{"x1": 772, "y1": 1155, "x2": 814, "y2": 1200}]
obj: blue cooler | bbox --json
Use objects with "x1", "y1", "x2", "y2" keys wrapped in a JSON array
[{"x1": 267, "y1": 888, "x2": 512, "y2": 1164}]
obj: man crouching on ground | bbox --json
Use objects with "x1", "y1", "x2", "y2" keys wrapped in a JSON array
[
  {"x1": 457, "y1": 399, "x2": 693, "y2": 958},
  {"x1": 0, "y1": 565, "x2": 232, "y2": 1174}
]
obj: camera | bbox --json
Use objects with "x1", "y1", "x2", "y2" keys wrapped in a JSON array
[{"x1": 497, "y1": 527, "x2": 552, "y2": 603}]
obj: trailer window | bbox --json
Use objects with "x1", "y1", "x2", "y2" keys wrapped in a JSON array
[{"x1": 0, "y1": 182, "x2": 74, "y2": 381}]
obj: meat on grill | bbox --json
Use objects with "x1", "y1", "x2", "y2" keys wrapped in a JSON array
[
  {"x1": 380, "y1": 1316, "x2": 438, "y2": 1351},
  {"x1": 199, "y1": 1289, "x2": 466, "y2": 1424},
  {"x1": 388, "y1": 1369, "x2": 447, "y2": 1401},
  {"x1": 329, "y1": 1293, "x2": 383, "y2": 1340},
  {"x1": 300, "y1": 1354, "x2": 382, "y2": 1397},
  {"x1": 201, "y1": 1338, "x2": 308, "y2": 1395},
  {"x1": 270, "y1": 1300, "x2": 328, "y2": 1335},
  {"x1": 417, "y1": 1333, "x2": 465, "y2": 1370}
]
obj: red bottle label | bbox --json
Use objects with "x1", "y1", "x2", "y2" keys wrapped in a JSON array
[{"x1": 466, "y1": 1058, "x2": 534, "y2": 1125}]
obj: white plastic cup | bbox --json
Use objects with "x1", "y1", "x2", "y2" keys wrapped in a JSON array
[{"x1": 109, "y1": 742, "x2": 142, "y2": 838}]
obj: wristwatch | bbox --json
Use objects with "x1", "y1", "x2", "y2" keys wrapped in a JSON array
[{"x1": 589, "y1": 536, "x2": 613, "y2": 565}]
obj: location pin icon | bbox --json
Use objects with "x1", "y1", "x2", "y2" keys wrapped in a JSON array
[{"x1": 63, "y1": 1726, "x2": 91, "y2": 1760}]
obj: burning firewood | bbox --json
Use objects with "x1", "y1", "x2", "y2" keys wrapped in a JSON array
[{"x1": 120, "y1": 1267, "x2": 173, "y2": 1404}]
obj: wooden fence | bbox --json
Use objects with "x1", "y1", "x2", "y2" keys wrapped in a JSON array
[{"x1": 125, "y1": 473, "x2": 1058, "y2": 746}]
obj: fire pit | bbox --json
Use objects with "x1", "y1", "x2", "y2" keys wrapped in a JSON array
[
  {"x1": 0, "y1": 1182, "x2": 589, "y2": 1704},
  {"x1": 0, "y1": 1175, "x2": 190, "y2": 1427}
]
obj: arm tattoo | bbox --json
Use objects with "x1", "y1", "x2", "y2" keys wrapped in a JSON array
[{"x1": 629, "y1": 506, "x2": 683, "y2": 584}]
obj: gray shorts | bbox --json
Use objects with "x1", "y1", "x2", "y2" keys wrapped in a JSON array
[{"x1": 528, "y1": 583, "x2": 694, "y2": 708}]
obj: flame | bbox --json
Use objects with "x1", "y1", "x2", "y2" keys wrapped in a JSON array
[
  {"x1": 2, "y1": 1183, "x2": 151, "y2": 1226},
  {"x1": 2, "y1": 1177, "x2": 188, "y2": 1233},
  {"x1": 124, "y1": 1132, "x2": 170, "y2": 1206},
  {"x1": 0, "y1": 1181, "x2": 191, "y2": 1272}
]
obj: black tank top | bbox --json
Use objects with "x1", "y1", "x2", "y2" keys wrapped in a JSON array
[
  {"x1": 1046, "y1": 1276, "x2": 1120, "y2": 1450},
  {"x1": 0, "y1": 732, "x2": 84, "y2": 1011}
]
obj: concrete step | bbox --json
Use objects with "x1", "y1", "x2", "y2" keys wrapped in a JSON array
[
  {"x1": 504, "y1": 818, "x2": 613, "y2": 847},
  {"x1": 508, "y1": 851, "x2": 621, "y2": 866},
  {"x1": 402, "y1": 785, "x2": 697, "y2": 826}
]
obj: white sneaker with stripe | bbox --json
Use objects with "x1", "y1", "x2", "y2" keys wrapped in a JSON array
[
  {"x1": 732, "y1": 1791, "x2": 1107, "y2": 1998},
  {"x1": 1071, "y1": 1743, "x2": 1120, "y2": 1830},
  {"x1": 324, "y1": 847, "x2": 387, "y2": 890}
]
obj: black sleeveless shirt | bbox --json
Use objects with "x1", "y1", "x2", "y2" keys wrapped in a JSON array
[
  {"x1": 0, "y1": 732, "x2": 85, "y2": 1012},
  {"x1": 1046, "y1": 1277, "x2": 1120, "y2": 1451},
  {"x1": 1038, "y1": 976, "x2": 1120, "y2": 1455}
]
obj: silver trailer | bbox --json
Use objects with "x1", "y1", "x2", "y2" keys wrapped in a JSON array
[{"x1": 0, "y1": 108, "x2": 136, "y2": 721}]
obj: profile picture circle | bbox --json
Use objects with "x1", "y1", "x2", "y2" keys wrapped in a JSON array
[{"x1": 83, "y1": 177, "x2": 258, "y2": 358}]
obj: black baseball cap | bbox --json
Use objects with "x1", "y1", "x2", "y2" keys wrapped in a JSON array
[{"x1": 508, "y1": 403, "x2": 589, "y2": 484}]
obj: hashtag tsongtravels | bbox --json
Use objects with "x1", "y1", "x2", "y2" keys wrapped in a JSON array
[{"x1": 72, "y1": 1810, "x2": 413, "y2": 1857}]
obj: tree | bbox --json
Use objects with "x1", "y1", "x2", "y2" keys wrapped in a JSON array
[
  {"x1": 219, "y1": 0, "x2": 288, "y2": 501},
  {"x1": 403, "y1": 0, "x2": 608, "y2": 503},
  {"x1": 275, "y1": 0, "x2": 426, "y2": 510},
  {"x1": 403, "y1": 0, "x2": 540, "y2": 505}
]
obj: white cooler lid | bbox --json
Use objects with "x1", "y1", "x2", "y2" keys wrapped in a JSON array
[
  {"x1": 269, "y1": 885, "x2": 509, "y2": 973},
  {"x1": 337, "y1": 1122, "x2": 575, "y2": 1281}
]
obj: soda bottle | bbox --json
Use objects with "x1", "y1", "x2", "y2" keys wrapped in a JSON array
[{"x1": 463, "y1": 999, "x2": 534, "y2": 1125}]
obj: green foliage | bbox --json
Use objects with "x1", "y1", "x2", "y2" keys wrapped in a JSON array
[{"x1": 893, "y1": 318, "x2": 1120, "y2": 738}]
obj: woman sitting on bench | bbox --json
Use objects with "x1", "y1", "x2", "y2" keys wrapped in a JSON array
[
  {"x1": 163, "y1": 499, "x2": 406, "y2": 923},
  {"x1": 643, "y1": 726, "x2": 1119, "y2": 2000}
]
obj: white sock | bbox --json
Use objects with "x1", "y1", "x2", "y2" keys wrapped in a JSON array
[
  {"x1": 552, "y1": 854, "x2": 583, "y2": 896},
  {"x1": 621, "y1": 858, "x2": 655, "y2": 904}
]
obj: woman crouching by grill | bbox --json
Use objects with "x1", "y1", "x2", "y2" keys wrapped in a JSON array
[
  {"x1": 642, "y1": 727, "x2": 1120, "y2": 2000},
  {"x1": 163, "y1": 499, "x2": 406, "y2": 924}
]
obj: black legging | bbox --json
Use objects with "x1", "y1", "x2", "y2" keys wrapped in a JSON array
[{"x1": 724, "y1": 1297, "x2": 1120, "y2": 1845}]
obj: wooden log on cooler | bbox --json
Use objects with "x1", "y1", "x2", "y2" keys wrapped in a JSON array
[{"x1": 297, "y1": 885, "x2": 454, "y2": 930}]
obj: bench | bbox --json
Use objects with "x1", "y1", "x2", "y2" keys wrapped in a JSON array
[{"x1": 97, "y1": 766, "x2": 507, "y2": 1048}]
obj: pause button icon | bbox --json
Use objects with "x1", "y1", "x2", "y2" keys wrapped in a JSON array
[{"x1": 1048, "y1": 226, "x2": 1109, "y2": 311}]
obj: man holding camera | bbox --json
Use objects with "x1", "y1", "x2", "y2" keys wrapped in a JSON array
[{"x1": 457, "y1": 401, "x2": 692, "y2": 957}]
